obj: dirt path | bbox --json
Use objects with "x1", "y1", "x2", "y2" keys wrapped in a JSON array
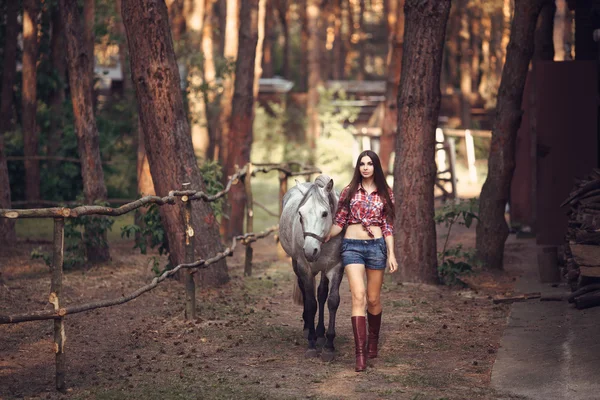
[{"x1": 0, "y1": 230, "x2": 529, "y2": 400}]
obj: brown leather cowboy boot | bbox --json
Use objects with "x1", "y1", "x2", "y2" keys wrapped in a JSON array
[
  {"x1": 367, "y1": 311, "x2": 382, "y2": 359},
  {"x1": 351, "y1": 316, "x2": 367, "y2": 372}
]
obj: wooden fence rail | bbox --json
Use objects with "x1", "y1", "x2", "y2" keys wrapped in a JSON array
[{"x1": 0, "y1": 160, "x2": 319, "y2": 392}]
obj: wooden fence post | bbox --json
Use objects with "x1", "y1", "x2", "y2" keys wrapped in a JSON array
[
  {"x1": 182, "y1": 183, "x2": 196, "y2": 320},
  {"x1": 244, "y1": 163, "x2": 254, "y2": 276},
  {"x1": 51, "y1": 217, "x2": 66, "y2": 392}
]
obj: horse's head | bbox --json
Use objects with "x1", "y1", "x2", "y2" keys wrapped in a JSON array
[{"x1": 297, "y1": 178, "x2": 335, "y2": 262}]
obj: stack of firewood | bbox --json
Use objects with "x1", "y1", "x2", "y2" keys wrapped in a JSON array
[{"x1": 561, "y1": 169, "x2": 600, "y2": 309}]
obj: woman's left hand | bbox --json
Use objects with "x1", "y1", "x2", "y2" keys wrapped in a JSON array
[{"x1": 387, "y1": 253, "x2": 398, "y2": 273}]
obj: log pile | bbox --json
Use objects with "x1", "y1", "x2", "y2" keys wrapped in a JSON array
[{"x1": 561, "y1": 170, "x2": 600, "y2": 308}]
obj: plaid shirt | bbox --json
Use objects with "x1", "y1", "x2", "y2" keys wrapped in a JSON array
[{"x1": 334, "y1": 185, "x2": 394, "y2": 237}]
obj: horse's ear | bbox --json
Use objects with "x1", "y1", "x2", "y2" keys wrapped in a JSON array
[
  {"x1": 325, "y1": 179, "x2": 334, "y2": 192},
  {"x1": 295, "y1": 179, "x2": 302, "y2": 186}
]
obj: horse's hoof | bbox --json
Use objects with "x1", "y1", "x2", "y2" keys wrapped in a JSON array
[
  {"x1": 316, "y1": 337, "x2": 326, "y2": 348},
  {"x1": 305, "y1": 349, "x2": 318, "y2": 358},
  {"x1": 320, "y1": 350, "x2": 335, "y2": 362}
]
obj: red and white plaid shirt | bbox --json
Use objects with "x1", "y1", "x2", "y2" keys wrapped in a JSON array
[{"x1": 334, "y1": 185, "x2": 394, "y2": 237}]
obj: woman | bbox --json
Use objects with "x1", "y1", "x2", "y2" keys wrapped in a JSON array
[{"x1": 327, "y1": 150, "x2": 397, "y2": 372}]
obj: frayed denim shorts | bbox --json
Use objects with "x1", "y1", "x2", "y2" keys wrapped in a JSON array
[{"x1": 341, "y1": 237, "x2": 387, "y2": 270}]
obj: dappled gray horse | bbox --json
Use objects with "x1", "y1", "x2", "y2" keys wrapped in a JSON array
[{"x1": 279, "y1": 175, "x2": 344, "y2": 361}]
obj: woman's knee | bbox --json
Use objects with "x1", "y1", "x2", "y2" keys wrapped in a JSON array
[
  {"x1": 367, "y1": 294, "x2": 380, "y2": 309},
  {"x1": 351, "y1": 290, "x2": 366, "y2": 308}
]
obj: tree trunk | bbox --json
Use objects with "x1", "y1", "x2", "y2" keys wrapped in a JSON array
[
  {"x1": 122, "y1": 0, "x2": 229, "y2": 286},
  {"x1": 445, "y1": 8, "x2": 460, "y2": 91},
  {"x1": 60, "y1": 0, "x2": 110, "y2": 263},
  {"x1": 394, "y1": 0, "x2": 451, "y2": 285},
  {"x1": 356, "y1": 0, "x2": 366, "y2": 80},
  {"x1": 476, "y1": 0, "x2": 547, "y2": 270},
  {"x1": 262, "y1": 0, "x2": 275, "y2": 78},
  {"x1": 115, "y1": 0, "x2": 132, "y2": 93},
  {"x1": 254, "y1": 0, "x2": 266, "y2": 98},
  {"x1": 203, "y1": 0, "x2": 218, "y2": 160},
  {"x1": 186, "y1": 0, "x2": 209, "y2": 160},
  {"x1": 167, "y1": 0, "x2": 186, "y2": 44},
  {"x1": 298, "y1": 0, "x2": 309, "y2": 92},
  {"x1": 470, "y1": 1, "x2": 482, "y2": 96},
  {"x1": 344, "y1": 0, "x2": 354, "y2": 78},
  {"x1": 84, "y1": 0, "x2": 95, "y2": 93},
  {"x1": 274, "y1": 0, "x2": 290, "y2": 80},
  {"x1": 459, "y1": 0, "x2": 472, "y2": 128},
  {"x1": 478, "y1": 8, "x2": 492, "y2": 104},
  {"x1": 534, "y1": 1, "x2": 556, "y2": 60},
  {"x1": 48, "y1": 5, "x2": 67, "y2": 168},
  {"x1": 23, "y1": 0, "x2": 40, "y2": 202},
  {"x1": 306, "y1": 0, "x2": 321, "y2": 154},
  {"x1": 216, "y1": 0, "x2": 239, "y2": 166},
  {"x1": 137, "y1": 121, "x2": 155, "y2": 197},
  {"x1": 226, "y1": 0, "x2": 259, "y2": 238},
  {"x1": 496, "y1": 0, "x2": 513, "y2": 78},
  {"x1": 331, "y1": 0, "x2": 343, "y2": 80},
  {"x1": 0, "y1": 0, "x2": 19, "y2": 244},
  {"x1": 380, "y1": 0, "x2": 404, "y2": 175}
]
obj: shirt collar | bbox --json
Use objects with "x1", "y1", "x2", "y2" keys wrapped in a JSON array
[{"x1": 359, "y1": 183, "x2": 378, "y2": 194}]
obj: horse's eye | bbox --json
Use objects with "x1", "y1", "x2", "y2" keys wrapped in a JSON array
[{"x1": 322, "y1": 211, "x2": 328, "y2": 218}]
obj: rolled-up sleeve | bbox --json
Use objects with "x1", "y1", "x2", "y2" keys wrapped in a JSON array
[
  {"x1": 334, "y1": 187, "x2": 350, "y2": 228},
  {"x1": 381, "y1": 189, "x2": 394, "y2": 237}
]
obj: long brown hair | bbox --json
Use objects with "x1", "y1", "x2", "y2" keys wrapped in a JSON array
[{"x1": 340, "y1": 150, "x2": 395, "y2": 221}]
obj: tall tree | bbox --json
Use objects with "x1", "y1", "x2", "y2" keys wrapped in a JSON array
[
  {"x1": 356, "y1": 0, "x2": 366, "y2": 80},
  {"x1": 122, "y1": 0, "x2": 229, "y2": 286},
  {"x1": 298, "y1": 0, "x2": 309, "y2": 92},
  {"x1": 186, "y1": 0, "x2": 210, "y2": 160},
  {"x1": 476, "y1": 0, "x2": 547, "y2": 270},
  {"x1": 262, "y1": 0, "x2": 275, "y2": 78},
  {"x1": 380, "y1": 0, "x2": 404, "y2": 175},
  {"x1": 534, "y1": 1, "x2": 556, "y2": 60},
  {"x1": 226, "y1": 0, "x2": 260, "y2": 237},
  {"x1": 331, "y1": 0, "x2": 344, "y2": 80},
  {"x1": 458, "y1": 0, "x2": 472, "y2": 128},
  {"x1": 216, "y1": 0, "x2": 239, "y2": 166},
  {"x1": 0, "y1": 0, "x2": 19, "y2": 244},
  {"x1": 274, "y1": 0, "x2": 290, "y2": 79},
  {"x1": 203, "y1": 0, "x2": 219, "y2": 160},
  {"x1": 84, "y1": 0, "x2": 95, "y2": 91},
  {"x1": 48, "y1": 4, "x2": 67, "y2": 168},
  {"x1": 394, "y1": 0, "x2": 451, "y2": 284},
  {"x1": 60, "y1": 0, "x2": 110, "y2": 263},
  {"x1": 23, "y1": 0, "x2": 40, "y2": 202},
  {"x1": 306, "y1": 0, "x2": 322, "y2": 152}
]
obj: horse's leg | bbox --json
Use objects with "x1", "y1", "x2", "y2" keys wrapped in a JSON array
[
  {"x1": 316, "y1": 272, "x2": 329, "y2": 348},
  {"x1": 321, "y1": 265, "x2": 344, "y2": 362},
  {"x1": 296, "y1": 267, "x2": 318, "y2": 358},
  {"x1": 292, "y1": 260, "x2": 310, "y2": 336}
]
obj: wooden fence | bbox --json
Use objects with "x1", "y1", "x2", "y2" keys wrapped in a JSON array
[{"x1": 0, "y1": 161, "x2": 319, "y2": 392}]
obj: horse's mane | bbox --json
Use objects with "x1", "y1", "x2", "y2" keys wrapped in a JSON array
[{"x1": 298, "y1": 179, "x2": 338, "y2": 214}]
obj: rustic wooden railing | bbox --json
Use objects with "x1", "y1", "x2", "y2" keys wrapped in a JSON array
[{"x1": 0, "y1": 160, "x2": 320, "y2": 392}]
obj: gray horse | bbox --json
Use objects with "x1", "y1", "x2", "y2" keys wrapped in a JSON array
[{"x1": 279, "y1": 175, "x2": 344, "y2": 361}]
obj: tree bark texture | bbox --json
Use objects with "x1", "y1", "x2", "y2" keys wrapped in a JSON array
[
  {"x1": 122, "y1": 0, "x2": 229, "y2": 286},
  {"x1": 115, "y1": 0, "x2": 132, "y2": 93},
  {"x1": 226, "y1": 0, "x2": 259, "y2": 238},
  {"x1": 476, "y1": 0, "x2": 547, "y2": 270},
  {"x1": 217, "y1": 0, "x2": 239, "y2": 166},
  {"x1": 380, "y1": 0, "x2": 404, "y2": 175},
  {"x1": 23, "y1": 0, "x2": 41, "y2": 201},
  {"x1": 60, "y1": 0, "x2": 110, "y2": 263},
  {"x1": 393, "y1": 0, "x2": 451, "y2": 284},
  {"x1": 0, "y1": 0, "x2": 19, "y2": 244},
  {"x1": 298, "y1": 0, "x2": 309, "y2": 92},
  {"x1": 48, "y1": 4, "x2": 67, "y2": 167},
  {"x1": 306, "y1": 0, "x2": 322, "y2": 152},
  {"x1": 534, "y1": 1, "x2": 556, "y2": 60}
]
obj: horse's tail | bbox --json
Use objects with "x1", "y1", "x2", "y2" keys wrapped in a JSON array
[{"x1": 292, "y1": 275, "x2": 316, "y2": 306}]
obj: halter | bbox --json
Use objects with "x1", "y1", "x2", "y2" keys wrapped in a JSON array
[
  {"x1": 303, "y1": 231, "x2": 327, "y2": 243},
  {"x1": 297, "y1": 184, "x2": 335, "y2": 245}
]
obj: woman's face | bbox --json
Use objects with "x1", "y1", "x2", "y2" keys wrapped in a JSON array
[{"x1": 359, "y1": 156, "x2": 374, "y2": 180}]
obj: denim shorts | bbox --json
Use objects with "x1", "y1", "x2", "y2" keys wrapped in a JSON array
[{"x1": 341, "y1": 237, "x2": 387, "y2": 270}]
